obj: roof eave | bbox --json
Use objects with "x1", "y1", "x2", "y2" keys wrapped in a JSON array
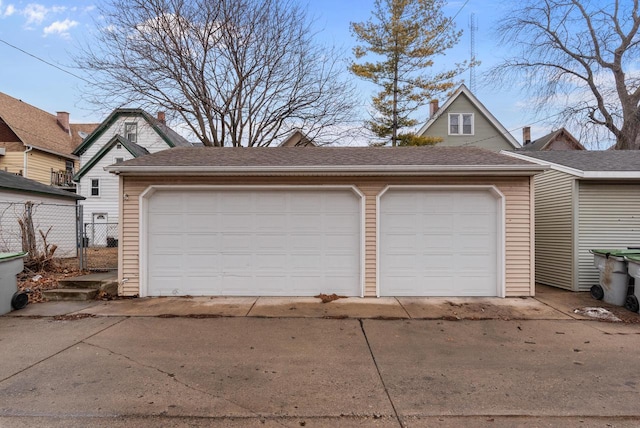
[{"x1": 106, "y1": 164, "x2": 547, "y2": 177}]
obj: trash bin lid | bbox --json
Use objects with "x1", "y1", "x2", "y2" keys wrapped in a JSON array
[
  {"x1": 0, "y1": 252, "x2": 27, "y2": 261},
  {"x1": 590, "y1": 249, "x2": 640, "y2": 258},
  {"x1": 626, "y1": 254, "x2": 640, "y2": 263}
]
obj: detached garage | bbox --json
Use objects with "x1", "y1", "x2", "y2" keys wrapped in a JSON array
[
  {"x1": 108, "y1": 147, "x2": 544, "y2": 298},
  {"x1": 506, "y1": 150, "x2": 640, "y2": 292}
]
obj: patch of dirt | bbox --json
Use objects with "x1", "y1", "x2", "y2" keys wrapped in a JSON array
[
  {"x1": 85, "y1": 247, "x2": 118, "y2": 270},
  {"x1": 17, "y1": 258, "x2": 87, "y2": 304},
  {"x1": 53, "y1": 313, "x2": 95, "y2": 321},
  {"x1": 314, "y1": 293, "x2": 347, "y2": 303}
]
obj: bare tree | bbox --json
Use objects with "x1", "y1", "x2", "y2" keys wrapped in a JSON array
[
  {"x1": 491, "y1": 0, "x2": 640, "y2": 150},
  {"x1": 76, "y1": 0, "x2": 356, "y2": 147}
]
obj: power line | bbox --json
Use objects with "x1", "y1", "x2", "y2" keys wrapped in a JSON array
[{"x1": 0, "y1": 38, "x2": 92, "y2": 84}]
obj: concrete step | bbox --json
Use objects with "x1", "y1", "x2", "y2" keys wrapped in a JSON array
[
  {"x1": 57, "y1": 279, "x2": 104, "y2": 289},
  {"x1": 58, "y1": 272, "x2": 117, "y2": 290},
  {"x1": 42, "y1": 288, "x2": 99, "y2": 301}
]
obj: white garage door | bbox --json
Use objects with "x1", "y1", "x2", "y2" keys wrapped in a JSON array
[
  {"x1": 379, "y1": 188, "x2": 500, "y2": 296},
  {"x1": 145, "y1": 188, "x2": 361, "y2": 297}
]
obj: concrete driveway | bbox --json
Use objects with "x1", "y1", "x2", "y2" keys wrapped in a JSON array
[{"x1": 1, "y1": 307, "x2": 640, "y2": 427}]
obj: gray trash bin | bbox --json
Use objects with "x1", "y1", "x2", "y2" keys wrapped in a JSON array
[
  {"x1": 624, "y1": 254, "x2": 640, "y2": 312},
  {"x1": 590, "y1": 249, "x2": 640, "y2": 306},
  {"x1": 0, "y1": 252, "x2": 27, "y2": 315}
]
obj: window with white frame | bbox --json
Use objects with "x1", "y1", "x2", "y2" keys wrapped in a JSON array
[
  {"x1": 90, "y1": 178, "x2": 100, "y2": 197},
  {"x1": 125, "y1": 122, "x2": 137, "y2": 143},
  {"x1": 449, "y1": 113, "x2": 474, "y2": 135},
  {"x1": 114, "y1": 157, "x2": 124, "y2": 164}
]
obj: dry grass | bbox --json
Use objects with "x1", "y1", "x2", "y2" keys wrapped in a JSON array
[{"x1": 84, "y1": 246, "x2": 118, "y2": 270}]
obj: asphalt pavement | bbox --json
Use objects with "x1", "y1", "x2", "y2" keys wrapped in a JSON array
[{"x1": 1, "y1": 287, "x2": 639, "y2": 427}]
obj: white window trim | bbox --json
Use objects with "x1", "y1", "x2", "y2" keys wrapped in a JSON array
[
  {"x1": 89, "y1": 178, "x2": 100, "y2": 197},
  {"x1": 448, "y1": 113, "x2": 474, "y2": 136},
  {"x1": 124, "y1": 122, "x2": 137, "y2": 143},
  {"x1": 113, "y1": 157, "x2": 125, "y2": 164}
]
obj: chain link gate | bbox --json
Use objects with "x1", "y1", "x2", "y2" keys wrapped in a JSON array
[{"x1": 79, "y1": 208, "x2": 118, "y2": 271}]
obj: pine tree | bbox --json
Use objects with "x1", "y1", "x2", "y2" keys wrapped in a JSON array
[{"x1": 350, "y1": 0, "x2": 469, "y2": 146}]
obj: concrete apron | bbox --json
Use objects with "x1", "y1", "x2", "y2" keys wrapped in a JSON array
[
  {"x1": 6, "y1": 284, "x2": 640, "y2": 322},
  {"x1": 5, "y1": 295, "x2": 578, "y2": 320}
]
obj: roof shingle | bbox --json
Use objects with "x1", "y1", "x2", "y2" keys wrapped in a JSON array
[
  {"x1": 0, "y1": 170, "x2": 84, "y2": 200},
  {"x1": 0, "y1": 92, "x2": 96, "y2": 157},
  {"x1": 113, "y1": 146, "x2": 539, "y2": 169},
  {"x1": 514, "y1": 151, "x2": 640, "y2": 172}
]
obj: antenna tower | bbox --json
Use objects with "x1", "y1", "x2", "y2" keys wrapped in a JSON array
[{"x1": 469, "y1": 13, "x2": 478, "y2": 92}]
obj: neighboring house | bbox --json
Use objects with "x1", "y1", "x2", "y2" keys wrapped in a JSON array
[
  {"x1": 505, "y1": 150, "x2": 640, "y2": 292},
  {"x1": 105, "y1": 146, "x2": 545, "y2": 298},
  {"x1": 72, "y1": 109, "x2": 191, "y2": 243},
  {"x1": 0, "y1": 92, "x2": 98, "y2": 188},
  {"x1": 278, "y1": 130, "x2": 317, "y2": 147},
  {"x1": 519, "y1": 127, "x2": 585, "y2": 151},
  {"x1": 0, "y1": 170, "x2": 84, "y2": 258},
  {"x1": 417, "y1": 84, "x2": 521, "y2": 152}
]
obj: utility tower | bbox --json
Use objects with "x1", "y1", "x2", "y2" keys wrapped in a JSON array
[{"x1": 469, "y1": 13, "x2": 477, "y2": 92}]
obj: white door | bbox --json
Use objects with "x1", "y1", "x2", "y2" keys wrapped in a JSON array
[
  {"x1": 379, "y1": 188, "x2": 500, "y2": 296},
  {"x1": 145, "y1": 188, "x2": 361, "y2": 296},
  {"x1": 91, "y1": 213, "x2": 108, "y2": 246}
]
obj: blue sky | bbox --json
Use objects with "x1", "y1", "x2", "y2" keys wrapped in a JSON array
[{"x1": 0, "y1": 0, "x2": 546, "y2": 144}]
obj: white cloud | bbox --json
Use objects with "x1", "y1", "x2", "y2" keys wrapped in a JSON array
[
  {"x1": 3, "y1": 4, "x2": 16, "y2": 17},
  {"x1": 43, "y1": 18, "x2": 78, "y2": 38},
  {"x1": 23, "y1": 3, "x2": 48, "y2": 25}
]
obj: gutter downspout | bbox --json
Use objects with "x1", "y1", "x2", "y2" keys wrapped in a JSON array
[{"x1": 23, "y1": 146, "x2": 33, "y2": 177}]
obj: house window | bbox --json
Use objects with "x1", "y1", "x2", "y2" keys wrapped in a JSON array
[
  {"x1": 125, "y1": 123, "x2": 137, "y2": 143},
  {"x1": 65, "y1": 160, "x2": 74, "y2": 173},
  {"x1": 114, "y1": 157, "x2": 124, "y2": 164},
  {"x1": 449, "y1": 113, "x2": 474, "y2": 135},
  {"x1": 90, "y1": 178, "x2": 100, "y2": 197}
]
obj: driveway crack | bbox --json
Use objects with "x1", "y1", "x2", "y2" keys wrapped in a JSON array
[
  {"x1": 0, "y1": 317, "x2": 127, "y2": 385},
  {"x1": 359, "y1": 319, "x2": 404, "y2": 428},
  {"x1": 82, "y1": 341, "x2": 288, "y2": 427}
]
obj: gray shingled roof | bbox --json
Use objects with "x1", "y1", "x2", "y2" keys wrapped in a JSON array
[
  {"x1": 0, "y1": 171, "x2": 84, "y2": 200},
  {"x1": 514, "y1": 151, "x2": 640, "y2": 172},
  {"x1": 108, "y1": 146, "x2": 543, "y2": 174}
]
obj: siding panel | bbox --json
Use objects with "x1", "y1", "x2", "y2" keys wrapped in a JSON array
[
  {"x1": 120, "y1": 176, "x2": 533, "y2": 297},
  {"x1": 533, "y1": 169, "x2": 575, "y2": 290},
  {"x1": 577, "y1": 182, "x2": 640, "y2": 291}
]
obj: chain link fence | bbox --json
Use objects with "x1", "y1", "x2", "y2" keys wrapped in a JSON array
[
  {"x1": 81, "y1": 222, "x2": 118, "y2": 271},
  {"x1": 0, "y1": 202, "x2": 119, "y2": 271},
  {"x1": 0, "y1": 201, "x2": 80, "y2": 266}
]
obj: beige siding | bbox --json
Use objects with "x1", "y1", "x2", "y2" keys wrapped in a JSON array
[
  {"x1": 120, "y1": 175, "x2": 533, "y2": 297},
  {"x1": 533, "y1": 169, "x2": 576, "y2": 290},
  {"x1": 23, "y1": 150, "x2": 71, "y2": 185},
  {"x1": 577, "y1": 182, "x2": 640, "y2": 292},
  {"x1": 0, "y1": 151, "x2": 24, "y2": 176}
]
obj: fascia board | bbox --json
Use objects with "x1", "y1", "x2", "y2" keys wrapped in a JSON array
[{"x1": 105, "y1": 164, "x2": 548, "y2": 176}]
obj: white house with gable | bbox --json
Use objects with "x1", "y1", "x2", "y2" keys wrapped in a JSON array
[{"x1": 72, "y1": 109, "x2": 191, "y2": 245}]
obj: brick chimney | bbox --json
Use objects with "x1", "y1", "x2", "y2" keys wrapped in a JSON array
[
  {"x1": 523, "y1": 126, "x2": 531, "y2": 145},
  {"x1": 157, "y1": 111, "x2": 166, "y2": 125},
  {"x1": 429, "y1": 99, "x2": 439, "y2": 118},
  {"x1": 56, "y1": 111, "x2": 70, "y2": 134}
]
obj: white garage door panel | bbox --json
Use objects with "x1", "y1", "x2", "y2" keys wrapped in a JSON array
[
  {"x1": 146, "y1": 188, "x2": 361, "y2": 296},
  {"x1": 380, "y1": 188, "x2": 499, "y2": 297}
]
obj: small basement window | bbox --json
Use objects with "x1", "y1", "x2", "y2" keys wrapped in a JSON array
[{"x1": 90, "y1": 178, "x2": 100, "y2": 197}]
